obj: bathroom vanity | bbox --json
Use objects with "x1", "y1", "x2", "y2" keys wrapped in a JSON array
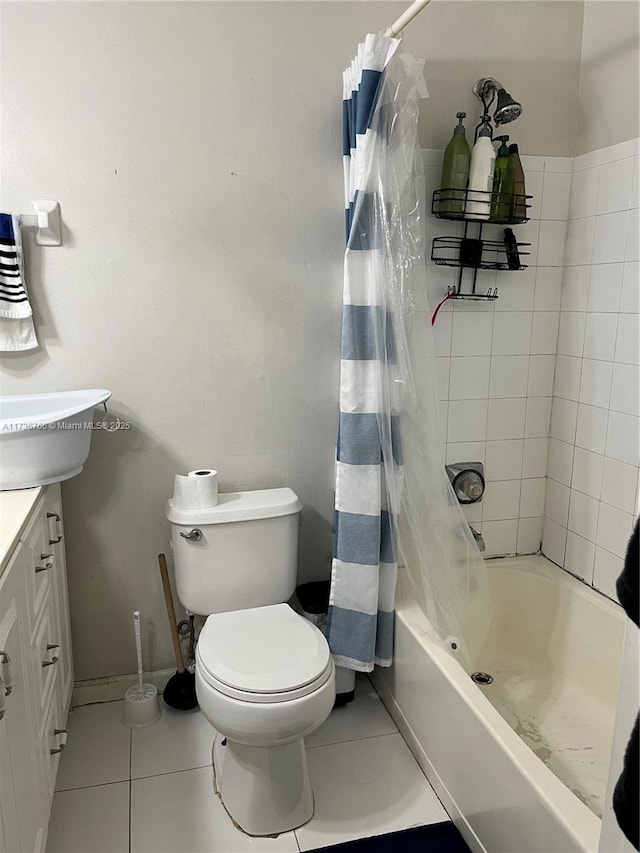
[{"x1": 0, "y1": 483, "x2": 72, "y2": 853}]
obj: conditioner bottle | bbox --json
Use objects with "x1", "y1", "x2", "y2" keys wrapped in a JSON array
[
  {"x1": 439, "y1": 112, "x2": 470, "y2": 218},
  {"x1": 466, "y1": 123, "x2": 496, "y2": 220}
]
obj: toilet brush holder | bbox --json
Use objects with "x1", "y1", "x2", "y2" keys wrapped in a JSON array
[{"x1": 123, "y1": 610, "x2": 162, "y2": 728}]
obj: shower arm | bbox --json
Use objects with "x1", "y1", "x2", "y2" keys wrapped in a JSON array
[{"x1": 384, "y1": 0, "x2": 433, "y2": 38}]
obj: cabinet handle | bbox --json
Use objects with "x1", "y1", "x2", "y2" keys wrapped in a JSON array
[
  {"x1": 47, "y1": 512, "x2": 63, "y2": 545},
  {"x1": 0, "y1": 676, "x2": 5, "y2": 720},
  {"x1": 35, "y1": 555, "x2": 54, "y2": 573},
  {"x1": 50, "y1": 729, "x2": 68, "y2": 754},
  {"x1": 42, "y1": 644, "x2": 60, "y2": 667},
  {"x1": 0, "y1": 651, "x2": 12, "y2": 696}
]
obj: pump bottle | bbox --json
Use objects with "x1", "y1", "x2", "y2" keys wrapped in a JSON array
[
  {"x1": 439, "y1": 112, "x2": 471, "y2": 218},
  {"x1": 491, "y1": 135, "x2": 515, "y2": 222},
  {"x1": 465, "y1": 123, "x2": 496, "y2": 219}
]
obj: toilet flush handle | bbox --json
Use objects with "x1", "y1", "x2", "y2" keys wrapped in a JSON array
[{"x1": 179, "y1": 529, "x2": 202, "y2": 542}]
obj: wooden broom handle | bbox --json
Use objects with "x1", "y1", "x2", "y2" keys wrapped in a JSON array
[{"x1": 158, "y1": 553, "x2": 185, "y2": 673}]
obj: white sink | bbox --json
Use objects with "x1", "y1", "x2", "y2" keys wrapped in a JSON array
[{"x1": 0, "y1": 390, "x2": 111, "y2": 490}]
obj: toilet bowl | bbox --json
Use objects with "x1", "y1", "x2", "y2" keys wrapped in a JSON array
[{"x1": 195, "y1": 602, "x2": 335, "y2": 836}]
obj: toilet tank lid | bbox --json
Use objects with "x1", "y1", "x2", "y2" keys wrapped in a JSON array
[{"x1": 165, "y1": 487, "x2": 302, "y2": 525}]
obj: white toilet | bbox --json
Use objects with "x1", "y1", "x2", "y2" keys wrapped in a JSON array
[{"x1": 165, "y1": 487, "x2": 335, "y2": 836}]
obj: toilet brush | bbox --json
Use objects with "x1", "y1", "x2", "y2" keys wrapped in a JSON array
[
  {"x1": 123, "y1": 611, "x2": 162, "y2": 728},
  {"x1": 158, "y1": 553, "x2": 198, "y2": 710}
]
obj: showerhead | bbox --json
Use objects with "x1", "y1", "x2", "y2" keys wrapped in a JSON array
[
  {"x1": 494, "y1": 88, "x2": 522, "y2": 125},
  {"x1": 473, "y1": 77, "x2": 523, "y2": 127}
]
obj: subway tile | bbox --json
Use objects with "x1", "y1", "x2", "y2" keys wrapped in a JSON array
[
  {"x1": 482, "y1": 480, "x2": 522, "y2": 521},
  {"x1": 445, "y1": 441, "x2": 485, "y2": 464},
  {"x1": 593, "y1": 547, "x2": 624, "y2": 600},
  {"x1": 553, "y1": 355, "x2": 581, "y2": 401},
  {"x1": 548, "y1": 438, "x2": 574, "y2": 486},
  {"x1": 600, "y1": 457, "x2": 639, "y2": 515},
  {"x1": 448, "y1": 356, "x2": 490, "y2": 400},
  {"x1": 550, "y1": 397, "x2": 578, "y2": 444},
  {"x1": 596, "y1": 157, "x2": 635, "y2": 215},
  {"x1": 530, "y1": 312, "x2": 559, "y2": 354},
  {"x1": 494, "y1": 267, "x2": 535, "y2": 311},
  {"x1": 578, "y1": 358, "x2": 613, "y2": 408},
  {"x1": 517, "y1": 516, "x2": 543, "y2": 554},
  {"x1": 534, "y1": 267, "x2": 562, "y2": 311},
  {"x1": 573, "y1": 139, "x2": 639, "y2": 171},
  {"x1": 489, "y1": 355, "x2": 529, "y2": 398},
  {"x1": 583, "y1": 313, "x2": 618, "y2": 361},
  {"x1": 542, "y1": 518, "x2": 567, "y2": 566},
  {"x1": 575, "y1": 403, "x2": 609, "y2": 454},
  {"x1": 620, "y1": 262, "x2": 640, "y2": 313},
  {"x1": 522, "y1": 437, "x2": 549, "y2": 478},
  {"x1": 491, "y1": 312, "x2": 532, "y2": 356},
  {"x1": 561, "y1": 266, "x2": 590, "y2": 311},
  {"x1": 626, "y1": 208, "x2": 639, "y2": 262},
  {"x1": 610, "y1": 363, "x2": 640, "y2": 416},
  {"x1": 568, "y1": 167, "x2": 599, "y2": 220},
  {"x1": 528, "y1": 355, "x2": 555, "y2": 397},
  {"x1": 525, "y1": 396, "x2": 552, "y2": 438},
  {"x1": 447, "y1": 399, "x2": 488, "y2": 443},
  {"x1": 571, "y1": 447, "x2": 604, "y2": 499},
  {"x1": 564, "y1": 531, "x2": 596, "y2": 583},
  {"x1": 435, "y1": 357, "x2": 450, "y2": 400},
  {"x1": 568, "y1": 489, "x2": 599, "y2": 540},
  {"x1": 537, "y1": 220, "x2": 567, "y2": 267},
  {"x1": 487, "y1": 398, "x2": 526, "y2": 440},
  {"x1": 451, "y1": 312, "x2": 493, "y2": 356},
  {"x1": 605, "y1": 410, "x2": 640, "y2": 467},
  {"x1": 482, "y1": 519, "x2": 518, "y2": 556},
  {"x1": 557, "y1": 311, "x2": 586, "y2": 357},
  {"x1": 592, "y1": 210, "x2": 629, "y2": 264},
  {"x1": 462, "y1": 501, "x2": 483, "y2": 524},
  {"x1": 541, "y1": 172, "x2": 571, "y2": 221},
  {"x1": 515, "y1": 219, "x2": 540, "y2": 266},
  {"x1": 525, "y1": 171, "x2": 544, "y2": 219},
  {"x1": 520, "y1": 478, "x2": 546, "y2": 518},
  {"x1": 614, "y1": 314, "x2": 640, "y2": 365},
  {"x1": 564, "y1": 217, "x2": 595, "y2": 266},
  {"x1": 521, "y1": 155, "x2": 546, "y2": 173},
  {"x1": 546, "y1": 478, "x2": 571, "y2": 526},
  {"x1": 587, "y1": 263, "x2": 624, "y2": 313},
  {"x1": 484, "y1": 439, "x2": 524, "y2": 481},
  {"x1": 432, "y1": 308, "x2": 453, "y2": 356},
  {"x1": 544, "y1": 156, "x2": 573, "y2": 174},
  {"x1": 596, "y1": 502, "x2": 633, "y2": 558}
]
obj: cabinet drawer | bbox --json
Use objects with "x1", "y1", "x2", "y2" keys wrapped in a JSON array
[
  {"x1": 38, "y1": 683, "x2": 65, "y2": 809},
  {"x1": 32, "y1": 598, "x2": 62, "y2": 716}
]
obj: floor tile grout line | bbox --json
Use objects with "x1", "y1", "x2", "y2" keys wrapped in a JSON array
[
  {"x1": 306, "y1": 728, "x2": 400, "y2": 751},
  {"x1": 56, "y1": 778, "x2": 131, "y2": 794}
]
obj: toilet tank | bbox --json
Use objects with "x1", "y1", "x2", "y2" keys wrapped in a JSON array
[{"x1": 165, "y1": 488, "x2": 303, "y2": 616}]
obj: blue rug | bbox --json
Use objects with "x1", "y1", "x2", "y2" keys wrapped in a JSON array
[{"x1": 307, "y1": 822, "x2": 471, "y2": 852}]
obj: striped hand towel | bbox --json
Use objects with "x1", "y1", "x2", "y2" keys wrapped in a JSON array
[{"x1": 0, "y1": 213, "x2": 38, "y2": 351}]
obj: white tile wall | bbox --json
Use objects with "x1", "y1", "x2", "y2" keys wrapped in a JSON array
[
  {"x1": 542, "y1": 138, "x2": 640, "y2": 598},
  {"x1": 425, "y1": 152, "x2": 570, "y2": 557}
]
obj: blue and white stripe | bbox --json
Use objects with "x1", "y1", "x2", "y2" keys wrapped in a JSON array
[{"x1": 327, "y1": 34, "x2": 404, "y2": 672}]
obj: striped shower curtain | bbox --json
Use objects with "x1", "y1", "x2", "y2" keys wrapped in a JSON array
[{"x1": 326, "y1": 35, "x2": 428, "y2": 671}]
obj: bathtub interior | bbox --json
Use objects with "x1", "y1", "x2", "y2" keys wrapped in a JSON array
[{"x1": 465, "y1": 556, "x2": 626, "y2": 817}]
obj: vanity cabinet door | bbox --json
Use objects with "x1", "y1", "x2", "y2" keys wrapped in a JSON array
[{"x1": 0, "y1": 543, "x2": 47, "y2": 853}]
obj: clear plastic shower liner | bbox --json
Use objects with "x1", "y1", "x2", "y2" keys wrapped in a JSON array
[{"x1": 353, "y1": 45, "x2": 491, "y2": 669}]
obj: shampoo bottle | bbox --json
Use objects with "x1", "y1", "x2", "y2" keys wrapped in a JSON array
[
  {"x1": 508, "y1": 143, "x2": 527, "y2": 220},
  {"x1": 490, "y1": 135, "x2": 515, "y2": 222},
  {"x1": 465, "y1": 123, "x2": 496, "y2": 219},
  {"x1": 439, "y1": 112, "x2": 471, "y2": 218}
]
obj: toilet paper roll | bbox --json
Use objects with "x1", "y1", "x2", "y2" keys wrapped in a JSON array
[{"x1": 172, "y1": 469, "x2": 219, "y2": 510}]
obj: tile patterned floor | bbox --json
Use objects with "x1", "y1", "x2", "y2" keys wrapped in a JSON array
[{"x1": 47, "y1": 675, "x2": 449, "y2": 852}]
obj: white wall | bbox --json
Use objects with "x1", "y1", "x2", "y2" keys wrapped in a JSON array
[
  {"x1": 577, "y1": 0, "x2": 640, "y2": 155},
  {"x1": 0, "y1": 0, "x2": 584, "y2": 680},
  {"x1": 542, "y1": 139, "x2": 639, "y2": 591}
]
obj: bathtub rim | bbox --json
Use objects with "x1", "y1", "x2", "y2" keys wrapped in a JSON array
[{"x1": 382, "y1": 554, "x2": 619, "y2": 853}]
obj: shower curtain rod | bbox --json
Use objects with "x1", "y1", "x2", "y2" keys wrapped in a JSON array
[{"x1": 384, "y1": 0, "x2": 433, "y2": 37}]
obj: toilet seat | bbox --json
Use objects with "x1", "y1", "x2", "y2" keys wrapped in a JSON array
[{"x1": 196, "y1": 603, "x2": 332, "y2": 704}]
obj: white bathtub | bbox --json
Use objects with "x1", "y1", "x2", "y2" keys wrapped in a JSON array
[{"x1": 371, "y1": 555, "x2": 626, "y2": 853}]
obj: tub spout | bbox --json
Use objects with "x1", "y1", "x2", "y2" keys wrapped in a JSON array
[{"x1": 470, "y1": 525, "x2": 485, "y2": 552}]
